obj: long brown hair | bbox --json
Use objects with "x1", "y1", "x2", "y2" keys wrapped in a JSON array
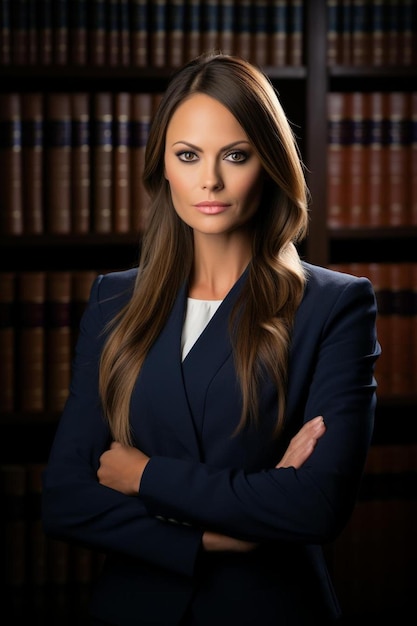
[{"x1": 99, "y1": 52, "x2": 309, "y2": 445}]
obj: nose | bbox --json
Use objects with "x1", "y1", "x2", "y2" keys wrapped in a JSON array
[{"x1": 201, "y1": 160, "x2": 224, "y2": 191}]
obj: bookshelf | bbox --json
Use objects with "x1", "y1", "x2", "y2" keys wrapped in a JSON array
[{"x1": 0, "y1": 1, "x2": 416, "y2": 624}]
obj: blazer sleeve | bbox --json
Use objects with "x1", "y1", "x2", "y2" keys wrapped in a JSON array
[
  {"x1": 139, "y1": 274, "x2": 381, "y2": 545},
  {"x1": 42, "y1": 273, "x2": 203, "y2": 577}
]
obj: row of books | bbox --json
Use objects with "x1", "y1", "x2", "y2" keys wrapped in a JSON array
[
  {"x1": 1, "y1": 462, "x2": 105, "y2": 587},
  {"x1": 1, "y1": 262, "x2": 416, "y2": 416},
  {"x1": 327, "y1": 0, "x2": 417, "y2": 67},
  {"x1": 327, "y1": 91, "x2": 417, "y2": 228},
  {"x1": 0, "y1": 0, "x2": 304, "y2": 69},
  {"x1": 0, "y1": 91, "x2": 163, "y2": 236},
  {"x1": 329, "y1": 262, "x2": 417, "y2": 398},
  {"x1": 0, "y1": 270, "x2": 98, "y2": 414}
]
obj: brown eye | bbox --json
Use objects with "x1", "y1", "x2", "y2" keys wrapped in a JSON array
[
  {"x1": 177, "y1": 151, "x2": 198, "y2": 162},
  {"x1": 225, "y1": 151, "x2": 247, "y2": 163}
]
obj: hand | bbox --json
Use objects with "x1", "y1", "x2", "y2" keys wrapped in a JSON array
[
  {"x1": 276, "y1": 415, "x2": 326, "y2": 469},
  {"x1": 202, "y1": 530, "x2": 258, "y2": 553},
  {"x1": 97, "y1": 442, "x2": 150, "y2": 495}
]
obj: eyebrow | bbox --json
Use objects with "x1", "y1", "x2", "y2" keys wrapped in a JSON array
[{"x1": 171, "y1": 140, "x2": 251, "y2": 151}]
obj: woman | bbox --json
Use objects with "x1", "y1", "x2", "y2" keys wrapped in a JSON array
[{"x1": 42, "y1": 53, "x2": 380, "y2": 625}]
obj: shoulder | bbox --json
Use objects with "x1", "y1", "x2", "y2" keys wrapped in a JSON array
[
  {"x1": 300, "y1": 261, "x2": 376, "y2": 310},
  {"x1": 90, "y1": 268, "x2": 138, "y2": 316}
]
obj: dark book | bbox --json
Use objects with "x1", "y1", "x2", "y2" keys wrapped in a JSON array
[
  {"x1": 0, "y1": 272, "x2": 16, "y2": 413},
  {"x1": 21, "y1": 92, "x2": 44, "y2": 234},
  {"x1": 0, "y1": 93, "x2": 24, "y2": 235},
  {"x1": 92, "y1": 92, "x2": 113, "y2": 233}
]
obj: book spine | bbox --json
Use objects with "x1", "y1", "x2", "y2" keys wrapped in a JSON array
[
  {"x1": 327, "y1": 92, "x2": 349, "y2": 228},
  {"x1": 184, "y1": 0, "x2": 201, "y2": 62},
  {"x1": 351, "y1": 0, "x2": 368, "y2": 66},
  {"x1": 202, "y1": 0, "x2": 219, "y2": 56},
  {"x1": 69, "y1": 0, "x2": 88, "y2": 65},
  {"x1": 399, "y1": 0, "x2": 414, "y2": 66},
  {"x1": 38, "y1": 0, "x2": 53, "y2": 65},
  {"x1": 235, "y1": 0, "x2": 251, "y2": 60},
  {"x1": 366, "y1": 92, "x2": 387, "y2": 227},
  {"x1": 0, "y1": 93, "x2": 24, "y2": 235},
  {"x1": 21, "y1": 92, "x2": 44, "y2": 234},
  {"x1": 0, "y1": 272, "x2": 16, "y2": 413},
  {"x1": 0, "y1": 0, "x2": 11, "y2": 64},
  {"x1": 52, "y1": 0, "x2": 69, "y2": 65},
  {"x1": 45, "y1": 92, "x2": 72, "y2": 234},
  {"x1": 347, "y1": 92, "x2": 367, "y2": 227},
  {"x1": 167, "y1": 0, "x2": 186, "y2": 67},
  {"x1": 386, "y1": 1, "x2": 400, "y2": 66},
  {"x1": 130, "y1": 0, "x2": 149, "y2": 67},
  {"x1": 340, "y1": 0, "x2": 352, "y2": 65},
  {"x1": 268, "y1": 0, "x2": 287, "y2": 67},
  {"x1": 119, "y1": 0, "x2": 130, "y2": 66},
  {"x1": 71, "y1": 92, "x2": 90, "y2": 234},
  {"x1": 386, "y1": 91, "x2": 410, "y2": 226},
  {"x1": 218, "y1": 0, "x2": 235, "y2": 57},
  {"x1": 130, "y1": 92, "x2": 152, "y2": 233},
  {"x1": 327, "y1": 0, "x2": 340, "y2": 67},
  {"x1": 370, "y1": 0, "x2": 384, "y2": 66},
  {"x1": 113, "y1": 92, "x2": 131, "y2": 233},
  {"x1": 287, "y1": 0, "x2": 304, "y2": 67},
  {"x1": 27, "y1": 0, "x2": 37, "y2": 64},
  {"x1": 252, "y1": 0, "x2": 268, "y2": 67},
  {"x1": 150, "y1": 0, "x2": 167, "y2": 68},
  {"x1": 17, "y1": 271, "x2": 46, "y2": 413},
  {"x1": 106, "y1": 0, "x2": 120, "y2": 66},
  {"x1": 11, "y1": 0, "x2": 28, "y2": 65},
  {"x1": 88, "y1": 0, "x2": 106, "y2": 65},
  {"x1": 45, "y1": 271, "x2": 72, "y2": 412},
  {"x1": 92, "y1": 92, "x2": 113, "y2": 233}
]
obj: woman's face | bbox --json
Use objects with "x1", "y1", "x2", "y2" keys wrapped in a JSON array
[{"x1": 164, "y1": 93, "x2": 264, "y2": 237}]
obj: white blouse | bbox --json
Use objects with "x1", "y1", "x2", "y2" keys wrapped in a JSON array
[{"x1": 181, "y1": 298, "x2": 223, "y2": 361}]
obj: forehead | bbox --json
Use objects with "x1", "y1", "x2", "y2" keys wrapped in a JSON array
[{"x1": 166, "y1": 93, "x2": 248, "y2": 143}]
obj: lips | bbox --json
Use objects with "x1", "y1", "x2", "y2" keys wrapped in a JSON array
[{"x1": 194, "y1": 201, "x2": 231, "y2": 214}]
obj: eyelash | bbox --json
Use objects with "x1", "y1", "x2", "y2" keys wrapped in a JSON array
[{"x1": 176, "y1": 150, "x2": 249, "y2": 163}]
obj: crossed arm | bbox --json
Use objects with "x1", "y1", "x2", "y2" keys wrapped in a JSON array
[{"x1": 97, "y1": 415, "x2": 326, "y2": 552}]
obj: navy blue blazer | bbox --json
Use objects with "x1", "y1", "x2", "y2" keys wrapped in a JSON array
[{"x1": 42, "y1": 262, "x2": 380, "y2": 626}]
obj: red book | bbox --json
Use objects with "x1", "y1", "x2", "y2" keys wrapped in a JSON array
[
  {"x1": 113, "y1": 92, "x2": 131, "y2": 233},
  {"x1": 71, "y1": 92, "x2": 90, "y2": 234},
  {"x1": 386, "y1": 92, "x2": 410, "y2": 226},
  {"x1": 21, "y1": 92, "x2": 44, "y2": 234},
  {"x1": 0, "y1": 272, "x2": 16, "y2": 413},
  {"x1": 46, "y1": 271, "x2": 72, "y2": 412},
  {"x1": 45, "y1": 93, "x2": 72, "y2": 234},
  {"x1": 347, "y1": 92, "x2": 367, "y2": 227},
  {"x1": 327, "y1": 92, "x2": 349, "y2": 228},
  {"x1": 92, "y1": 92, "x2": 113, "y2": 233},
  {"x1": 369, "y1": 0, "x2": 385, "y2": 66},
  {"x1": 17, "y1": 271, "x2": 46, "y2": 412},
  {"x1": 0, "y1": 93, "x2": 23, "y2": 235},
  {"x1": 130, "y1": 93, "x2": 152, "y2": 234},
  {"x1": 365, "y1": 92, "x2": 389, "y2": 227}
]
